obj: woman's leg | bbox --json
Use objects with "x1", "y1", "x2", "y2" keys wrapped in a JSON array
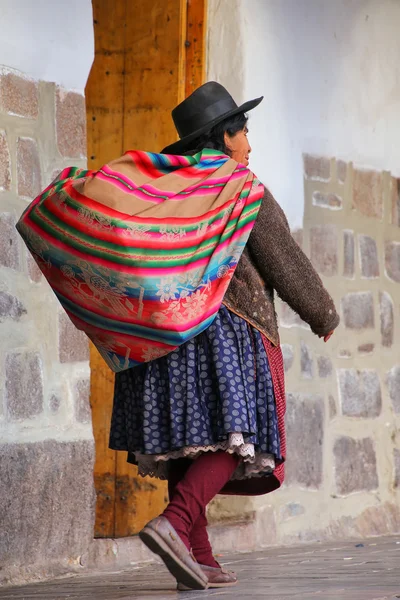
[
  {"x1": 163, "y1": 451, "x2": 239, "y2": 552},
  {"x1": 188, "y1": 509, "x2": 220, "y2": 568},
  {"x1": 167, "y1": 457, "x2": 191, "y2": 499},
  {"x1": 168, "y1": 458, "x2": 220, "y2": 568},
  {"x1": 168, "y1": 457, "x2": 219, "y2": 567}
]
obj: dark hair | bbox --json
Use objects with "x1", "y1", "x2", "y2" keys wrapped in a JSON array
[{"x1": 181, "y1": 112, "x2": 248, "y2": 156}]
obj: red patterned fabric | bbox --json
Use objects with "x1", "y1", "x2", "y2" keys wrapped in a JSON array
[
  {"x1": 17, "y1": 150, "x2": 264, "y2": 373},
  {"x1": 262, "y1": 336, "x2": 286, "y2": 488},
  {"x1": 220, "y1": 335, "x2": 286, "y2": 496}
]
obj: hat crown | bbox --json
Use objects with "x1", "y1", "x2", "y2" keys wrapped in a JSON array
[
  {"x1": 162, "y1": 82, "x2": 263, "y2": 154},
  {"x1": 172, "y1": 81, "x2": 238, "y2": 139}
]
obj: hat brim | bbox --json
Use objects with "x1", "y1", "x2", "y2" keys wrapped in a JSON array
[{"x1": 161, "y1": 96, "x2": 263, "y2": 155}]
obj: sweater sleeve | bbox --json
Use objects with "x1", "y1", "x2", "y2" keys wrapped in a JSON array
[{"x1": 247, "y1": 188, "x2": 340, "y2": 337}]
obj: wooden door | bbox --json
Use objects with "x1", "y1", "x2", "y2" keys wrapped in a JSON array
[{"x1": 85, "y1": 0, "x2": 207, "y2": 538}]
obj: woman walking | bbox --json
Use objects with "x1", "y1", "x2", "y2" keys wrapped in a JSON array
[{"x1": 109, "y1": 82, "x2": 339, "y2": 590}]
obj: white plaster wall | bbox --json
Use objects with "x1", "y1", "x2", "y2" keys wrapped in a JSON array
[
  {"x1": 208, "y1": 0, "x2": 400, "y2": 229},
  {"x1": 0, "y1": 0, "x2": 94, "y2": 91}
]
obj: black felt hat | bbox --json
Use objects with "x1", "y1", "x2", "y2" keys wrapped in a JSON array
[{"x1": 162, "y1": 81, "x2": 263, "y2": 154}]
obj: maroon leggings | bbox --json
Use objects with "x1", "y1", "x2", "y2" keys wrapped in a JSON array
[{"x1": 163, "y1": 452, "x2": 239, "y2": 568}]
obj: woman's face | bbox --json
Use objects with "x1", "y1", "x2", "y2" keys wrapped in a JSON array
[{"x1": 224, "y1": 126, "x2": 252, "y2": 166}]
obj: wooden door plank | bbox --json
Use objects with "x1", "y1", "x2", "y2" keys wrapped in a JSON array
[
  {"x1": 122, "y1": 0, "x2": 187, "y2": 153},
  {"x1": 114, "y1": 460, "x2": 169, "y2": 538},
  {"x1": 89, "y1": 345, "x2": 117, "y2": 538},
  {"x1": 85, "y1": 0, "x2": 128, "y2": 538},
  {"x1": 114, "y1": 0, "x2": 187, "y2": 537},
  {"x1": 185, "y1": 0, "x2": 208, "y2": 96},
  {"x1": 87, "y1": 0, "x2": 208, "y2": 539},
  {"x1": 86, "y1": 0, "x2": 127, "y2": 166}
]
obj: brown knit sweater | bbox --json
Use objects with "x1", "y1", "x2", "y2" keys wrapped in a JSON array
[{"x1": 223, "y1": 188, "x2": 340, "y2": 345}]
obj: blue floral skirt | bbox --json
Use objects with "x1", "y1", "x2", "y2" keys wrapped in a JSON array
[{"x1": 109, "y1": 306, "x2": 282, "y2": 480}]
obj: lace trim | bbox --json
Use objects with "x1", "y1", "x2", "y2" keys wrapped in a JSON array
[{"x1": 135, "y1": 433, "x2": 276, "y2": 481}]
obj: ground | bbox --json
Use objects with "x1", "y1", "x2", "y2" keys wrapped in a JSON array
[{"x1": 1, "y1": 536, "x2": 400, "y2": 599}]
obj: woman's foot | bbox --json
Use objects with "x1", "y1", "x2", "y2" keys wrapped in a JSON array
[
  {"x1": 139, "y1": 516, "x2": 208, "y2": 590},
  {"x1": 177, "y1": 564, "x2": 238, "y2": 590}
]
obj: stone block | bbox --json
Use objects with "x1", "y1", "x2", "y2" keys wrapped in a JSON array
[
  {"x1": 56, "y1": 88, "x2": 86, "y2": 158},
  {"x1": 359, "y1": 235, "x2": 379, "y2": 278},
  {"x1": 355, "y1": 501, "x2": 400, "y2": 537},
  {"x1": 291, "y1": 228, "x2": 303, "y2": 249},
  {"x1": 207, "y1": 520, "x2": 261, "y2": 555},
  {"x1": 5, "y1": 351, "x2": 44, "y2": 420},
  {"x1": 0, "y1": 130, "x2": 11, "y2": 190},
  {"x1": 281, "y1": 344, "x2": 294, "y2": 372},
  {"x1": 303, "y1": 154, "x2": 330, "y2": 181},
  {"x1": 386, "y1": 366, "x2": 400, "y2": 414},
  {"x1": 0, "y1": 291, "x2": 26, "y2": 320},
  {"x1": 49, "y1": 394, "x2": 62, "y2": 414},
  {"x1": 394, "y1": 449, "x2": 400, "y2": 488},
  {"x1": 318, "y1": 356, "x2": 332, "y2": 378},
  {"x1": 380, "y1": 291, "x2": 394, "y2": 348},
  {"x1": 207, "y1": 495, "x2": 255, "y2": 526},
  {"x1": 392, "y1": 177, "x2": 400, "y2": 227},
  {"x1": 341, "y1": 291, "x2": 374, "y2": 329},
  {"x1": 0, "y1": 213, "x2": 20, "y2": 270},
  {"x1": 279, "y1": 301, "x2": 309, "y2": 329},
  {"x1": 74, "y1": 378, "x2": 91, "y2": 423},
  {"x1": 300, "y1": 341, "x2": 313, "y2": 379},
  {"x1": 59, "y1": 313, "x2": 89, "y2": 363},
  {"x1": 27, "y1": 252, "x2": 42, "y2": 282},
  {"x1": 0, "y1": 440, "x2": 95, "y2": 568},
  {"x1": 337, "y1": 159, "x2": 347, "y2": 183},
  {"x1": 328, "y1": 395, "x2": 337, "y2": 419},
  {"x1": 49, "y1": 167, "x2": 64, "y2": 185},
  {"x1": 312, "y1": 191, "x2": 342, "y2": 210},
  {"x1": 285, "y1": 393, "x2": 324, "y2": 488},
  {"x1": 310, "y1": 224, "x2": 337, "y2": 276},
  {"x1": 0, "y1": 72, "x2": 39, "y2": 118},
  {"x1": 385, "y1": 241, "x2": 400, "y2": 283},
  {"x1": 338, "y1": 368, "x2": 381, "y2": 418},
  {"x1": 334, "y1": 436, "x2": 378, "y2": 495},
  {"x1": 358, "y1": 343, "x2": 374, "y2": 354},
  {"x1": 281, "y1": 502, "x2": 305, "y2": 521},
  {"x1": 17, "y1": 137, "x2": 42, "y2": 199},
  {"x1": 343, "y1": 230, "x2": 355, "y2": 278},
  {"x1": 353, "y1": 168, "x2": 383, "y2": 219}
]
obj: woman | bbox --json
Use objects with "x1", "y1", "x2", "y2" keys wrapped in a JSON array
[{"x1": 109, "y1": 82, "x2": 339, "y2": 590}]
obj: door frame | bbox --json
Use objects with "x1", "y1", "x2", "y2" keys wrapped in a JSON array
[{"x1": 85, "y1": 0, "x2": 207, "y2": 538}]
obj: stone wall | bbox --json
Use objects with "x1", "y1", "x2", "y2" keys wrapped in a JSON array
[
  {"x1": 209, "y1": 153, "x2": 400, "y2": 548},
  {"x1": 2, "y1": 69, "x2": 400, "y2": 578},
  {"x1": 0, "y1": 69, "x2": 95, "y2": 584}
]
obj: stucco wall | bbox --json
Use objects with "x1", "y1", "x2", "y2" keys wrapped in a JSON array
[
  {"x1": 207, "y1": 0, "x2": 400, "y2": 547},
  {"x1": 2, "y1": 0, "x2": 400, "y2": 582},
  {"x1": 0, "y1": 0, "x2": 94, "y2": 91},
  {"x1": 0, "y1": 2, "x2": 95, "y2": 584},
  {"x1": 208, "y1": 0, "x2": 400, "y2": 229}
]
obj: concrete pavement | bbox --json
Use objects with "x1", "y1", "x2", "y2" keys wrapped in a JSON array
[{"x1": 1, "y1": 535, "x2": 400, "y2": 599}]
